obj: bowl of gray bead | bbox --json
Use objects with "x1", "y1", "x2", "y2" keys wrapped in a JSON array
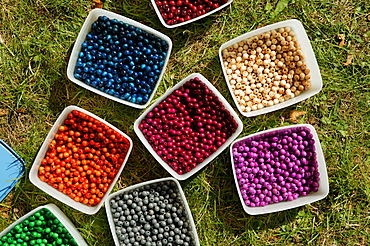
[{"x1": 105, "y1": 177, "x2": 200, "y2": 246}]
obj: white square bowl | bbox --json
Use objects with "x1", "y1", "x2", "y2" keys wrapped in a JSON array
[
  {"x1": 0, "y1": 203, "x2": 88, "y2": 245},
  {"x1": 230, "y1": 124, "x2": 329, "y2": 215},
  {"x1": 151, "y1": 0, "x2": 233, "y2": 28},
  {"x1": 134, "y1": 73, "x2": 243, "y2": 180},
  {"x1": 219, "y1": 19, "x2": 323, "y2": 117},
  {"x1": 67, "y1": 8, "x2": 173, "y2": 109},
  {"x1": 29, "y1": 105, "x2": 133, "y2": 214},
  {"x1": 105, "y1": 177, "x2": 200, "y2": 246}
]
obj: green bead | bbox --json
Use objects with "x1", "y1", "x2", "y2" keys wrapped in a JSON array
[
  {"x1": 29, "y1": 240, "x2": 36, "y2": 245},
  {"x1": 29, "y1": 222, "x2": 35, "y2": 227},
  {"x1": 52, "y1": 233, "x2": 59, "y2": 239},
  {"x1": 22, "y1": 220, "x2": 29, "y2": 226},
  {"x1": 56, "y1": 238, "x2": 63, "y2": 245},
  {"x1": 35, "y1": 220, "x2": 43, "y2": 226},
  {"x1": 34, "y1": 212, "x2": 41, "y2": 218},
  {"x1": 28, "y1": 216, "x2": 36, "y2": 221},
  {"x1": 39, "y1": 215, "x2": 45, "y2": 221},
  {"x1": 44, "y1": 228, "x2": 51, "y2": 234}
]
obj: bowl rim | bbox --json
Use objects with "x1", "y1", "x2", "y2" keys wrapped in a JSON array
[
  {"x1": 219, "y1": 19, "x2": 323, "y2": 117},
  {"x1": 0, "y1": 203, "x2": 88, "y2": 245},
  {"x1": 151, "y1": 0, "x2": 234, "y2": 28},
  {"x1": 105, "y1": 177, "x2": 200, "y2": 246},
  {"x1": 66, "y1": 8, "x2": 173, "y2": 109},
  {"x1": 29, "y1": 105, "x2": 133, "y2": 214},
  {"x1": 229, "y1": 124, "x2": 329, "y2": 215},
  {"x1": 134, "y1": 73, "x2": 243, "y2": 180}
]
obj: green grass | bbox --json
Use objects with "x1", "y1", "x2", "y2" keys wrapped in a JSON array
[{"x1": 1, "y1": 0, "x2": 369, "y2": 245}]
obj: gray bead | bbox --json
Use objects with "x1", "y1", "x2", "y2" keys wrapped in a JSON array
[
  {"x1": 114, "y1": 212, "x2": 121, "y2": 218},
  {"x1": 158, "y1": 233, "x2": 163, "y2": 240},
  {"x1": 163, "y1": 232, "x2": 169, "y2": 238}
]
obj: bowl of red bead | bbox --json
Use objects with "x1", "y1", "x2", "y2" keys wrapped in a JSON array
[
  {"x1": 230, "y1": 124, "x2": 329, "y2": 215},
  {"x1": 152, "y1": 0, "x2": 233, "y2": 28},
  {"x1": 105, "y1": 177, "x2": 200, "y2": 246},
  {"x1": 67, "y1": 9, "x2": 172, "y2": 109},
  {"x1": 0, "y1": 204, "x2": 88, "y2": 246},
  {"x1": 219, "y1": 19, "x2": 323, "y2": 117},
  {"x1": 134, "y1": 73, "x2": 243, "y2": 180},
  {"x1": 29, "y1": 106, "x2": 133, "y2": 214}
]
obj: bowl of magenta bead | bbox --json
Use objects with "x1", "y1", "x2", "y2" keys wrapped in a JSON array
[
  {"x1": 151, "y1": 0, "x2": 233, "y2": 28},
  {"x1": 230, "y1": 124, "x2": 329, "y2": 215},
  {"x1": 0, "y1": 204, "x2": 88, "y2": 246},
  {"x1": 134, "y1": 73, "x2": 243, "y2": 180},
  {"x1": 67, "y1": 9, "x2": 173, "y2": 109},
  {"x1": 105, "y1": 177, "x2": 200, "y2": 246},
  {"x1": 219, "y1": 19, "x2": 323, "y2": 117},
  {"x1": 29, "y1": 105, "x2": 133, "y2": 215}
]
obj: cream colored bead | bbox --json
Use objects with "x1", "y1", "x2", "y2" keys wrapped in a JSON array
[
  {"x1": 245, "y1": 106, "x2": 252, "y2": 112},
  {"x1": 274, "y1": 93, "x2": 281, "y2": 99},
  {"x1": 273, "y1": 98, "x2": 279, "y2": 104},
  {"x1": 268, "y1": 100, "x2": 274, "y2": 106},
  {"x1": 230, "y1": 79, "x2": 236, "y2": 85},
  {"x1": 240, "y1": 105, "x2": 246, "y2": 112},
  {"x1": 244, "y1": 96, "x2": 250, "y2": 101},
  {"x1": 230, "y1": 85, "x2": 236, "y2": 90},
  {"x1": 227, "y1": 69, "x2": 233, "y2": 74},
  {"x1": 294, "y1": 90, "x2": 301, "y2": 96},
  {"x1": 251, "y1": 105, "x2": 258, "y2": 111},
  {"x1": 278, "y1": 97, "x2": 285, "y2": 103}
]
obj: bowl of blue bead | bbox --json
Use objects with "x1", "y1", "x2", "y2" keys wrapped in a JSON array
[
  {"x1": 67, "y1": 9, "x2": 173, "y2": 109},
  {"x1": 105, "y1": 177, "x2": 200, "y2": 246}
]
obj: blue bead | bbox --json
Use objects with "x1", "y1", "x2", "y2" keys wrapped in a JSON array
[
  {"x1": 79, "y1": 52, "x2": 84, "y2": 57},
  {"x1": 74, "y1": 73, "x2": 81, "y2": 79},
  {"x1": 102, "y1": 77, "x2": 108, "y2": 82},
  {"x1": 145, "y1": 66, "x2": 152, "y2": 72}
]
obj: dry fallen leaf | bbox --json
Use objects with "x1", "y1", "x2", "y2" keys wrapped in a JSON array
[
  {"x1": 338, "y1": 34, "x2": 345, "y2": 47},
  {"x1": 289, "y1": 110, "x2": 306, "y2": 123},
  {"x1": 93, "y1": 0, "x2": 104, "y2": 8},
  {"x1": 0, "y1": 33, "x2": 4, "y2": 44},
  {"x1": 16, "y1": 108, "x2": 28, "y2": 114},
  {"x1": 0, "y1": 108, "x2": 9, "y2": 116},
  {"x1": 343, "y1": 54, "x2": 353, "y2": 66}
]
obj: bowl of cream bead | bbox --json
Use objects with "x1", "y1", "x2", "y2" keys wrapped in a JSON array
[
  {"x1": 219, "y1": 19, "x2": 322, "y2": 117},
  {"x1": 230, "y1": 124, "x2": 329, "y2": 215},
  {"x1": 134, "y1": 73, "x2": 243, "y2": 180},
  {"x1": 67, "y1": 9, "x2": 172, "y2": 109}
]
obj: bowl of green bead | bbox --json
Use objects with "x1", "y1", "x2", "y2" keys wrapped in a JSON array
[{"x1": 0, "y1": 204, "x2": 88, "y2": 246}]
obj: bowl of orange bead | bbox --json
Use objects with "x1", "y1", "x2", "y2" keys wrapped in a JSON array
[
  {"x1": 29, "y1": 106, "x2": 133, "y2": 214},
  {"x1": 219, "y1": 19, "x2": 322, "y2": 117}
]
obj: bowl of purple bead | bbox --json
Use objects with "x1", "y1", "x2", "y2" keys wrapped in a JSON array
[
  {"x1": 230, "y1": 124, "x2": 329, "y2": 215},
  {"x1": 134, "y1": 73, "x2": 243, "y2": 180},
  {"x1": 67, "y1": 9, "x2": 172, "y2": 109}
]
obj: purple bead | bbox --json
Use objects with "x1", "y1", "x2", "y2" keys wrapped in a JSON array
[
  {"x1": 238, "y1": 146, "x2": 245, "y2": 152},
  {"x1": 264, "y1": 196, "x2": 271, "y2": 203}
]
